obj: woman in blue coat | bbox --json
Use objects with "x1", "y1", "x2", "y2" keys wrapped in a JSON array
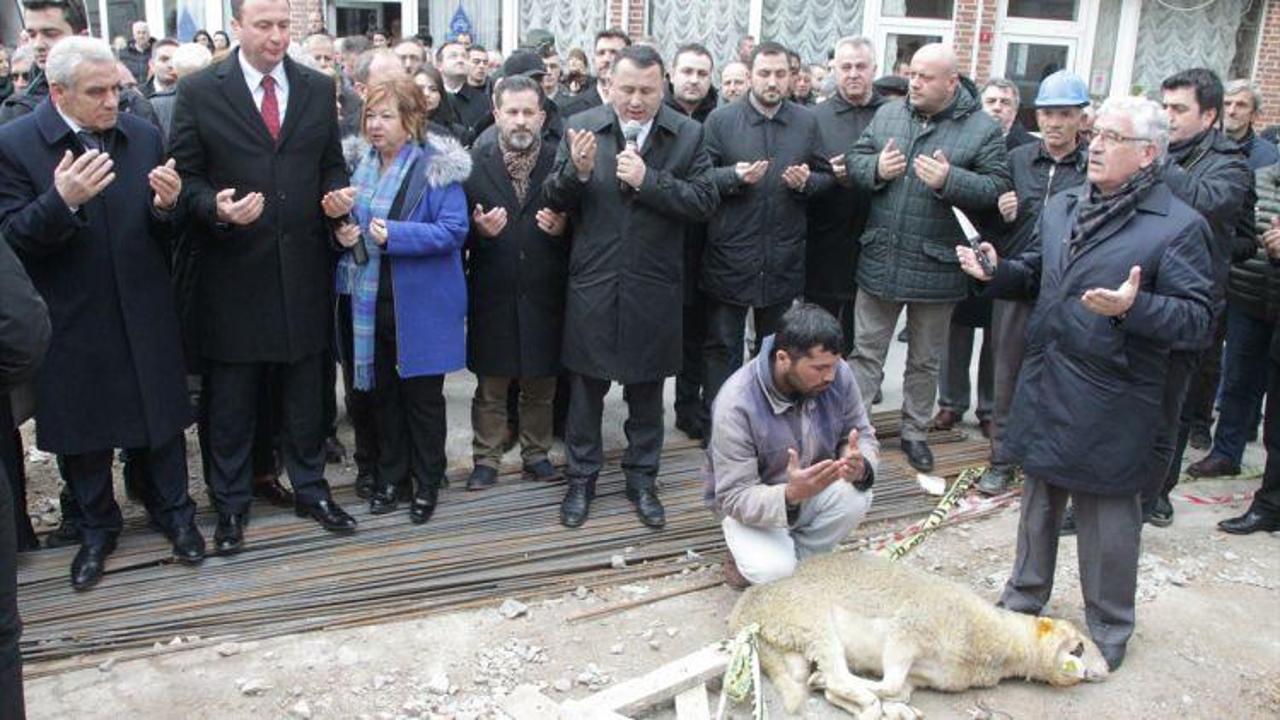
[{"x1": 335, "y1": 77, "x2": 471, "y2": 524}]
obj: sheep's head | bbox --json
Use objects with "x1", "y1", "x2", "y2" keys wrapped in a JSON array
[{"x1": 1032, "y1": 617, "x2": 1109, "y2": 686}]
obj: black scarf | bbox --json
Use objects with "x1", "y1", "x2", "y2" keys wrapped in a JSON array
[
  {"x1": 1168, "y1": 128, "x2": 1212, "y2": 169},
  {"x1": 1069, "y1": 162, "x2": 1160, "y2": 256}
]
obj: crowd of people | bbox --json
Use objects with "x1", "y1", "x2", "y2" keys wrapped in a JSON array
[{"x1": 2, "y1": 0, "x2": 1280, "y2": 715}]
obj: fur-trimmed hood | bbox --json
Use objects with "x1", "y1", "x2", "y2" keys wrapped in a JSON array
[{"x1": 340, "y1": 132, "x2": 472, "y2": 187}]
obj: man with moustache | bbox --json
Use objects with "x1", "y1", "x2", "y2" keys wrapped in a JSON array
[
  {"x1": 169, "y1": 0, "x2": 357, "y2": 554},
  {"x1": 976, "y1": 71, "x2": 1091, "y2": 496},
  {"x1": 809, "y1": 36, "x2": 886, "y2": 355},
  {"x1": 701, "y1": 41, "x2": 834, "y2": 414},
  {"x1": 463, "y1": 75, "x2": 568, "y2": 490},
  {"x1": 665, "y1": 43, "x2": 718, "y2": 441},
  {"x1": 719, "y1": 61, "x2": 749, "y2": 104},
  {"x1": 544, "y1": 45, "x2": 717, "y2": 529}
]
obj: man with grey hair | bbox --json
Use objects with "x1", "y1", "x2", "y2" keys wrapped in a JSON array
[
  {"x1": 808, "y1": 36, "x2": 885, "y2": 354},
  {"x1": 119, "y1": 20, "x2": 153, "y2": 84},
  {"x1": 844, "y1": 43, "x2": 1011, "y2": 473},
  {"x1": 957, "y1": 95, "x2": 1214, "y2": 671},
  {"x1": 1220, "y1": 79, "x2": 1278, "y2": 169},
  {"x1": 0, "y1": 36, "x2": 207, "y2": 588},
  {"x1": 980, "y1": 78, "x2": 1036, "y2": 149}
]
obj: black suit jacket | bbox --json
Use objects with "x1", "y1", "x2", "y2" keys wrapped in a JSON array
[{"x1": 169, "y1": 51, "x2": 347, "y2": 363}]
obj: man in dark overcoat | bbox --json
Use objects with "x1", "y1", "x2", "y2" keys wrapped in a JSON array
[
  {"x1": 0, "y1": 36, "x2": 206, "y2": 589},
  {"x1": 463, "y1": 75, "x2": 568, "y2": 490},
  {"x1": 543, "y1": 45, "x2": 717, "y2": 529},
  {"x1": 958, "y1": 96, "x2": 1214, "y2": 672},
  {"x1": 169, "y1": 0, "x2": 355, "y2": 554}
]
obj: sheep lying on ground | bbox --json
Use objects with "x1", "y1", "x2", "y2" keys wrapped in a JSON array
[{"x1": 727, "y1": 551, "x2": 1110, "y2": 719}]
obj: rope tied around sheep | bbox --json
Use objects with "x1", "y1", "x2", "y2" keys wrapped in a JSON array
[{"x1": 716, "y1": 467, "x2": 983, "y2": 717}]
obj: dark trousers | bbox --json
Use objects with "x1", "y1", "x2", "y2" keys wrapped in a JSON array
[
  {"x1": 1000, "y1": 476, "x2": 1142, "y2": 652},
  {"x1": 675, "y1": 300, "x2": 709, "y2": 427},
  {"x1": 1185, "y1": 316, "x2": 1228, "y2": 430},
  {"x1": 1, "y1": 416, "x2": 36, "y2": 550},
  {"x1": 204, "y1": 353, "x2": 330, "y2": 515},
  {"x1": 565, "y1": 373, "x2": 664, "y2": 486},
  {"x1": 1140, "y1": 350, "x2": 1199, "y2": 514},
  {"x1": 1207, "y1": 307, "x2": 1272, "y2": 465},
  {"x1": 990, "y1": 299, "x2": 1032, "y2": 468},
  {"x1": 1255, "y1": 356, "x2": 1280, "y2": 516},
  {"x1": 808, "y1": 294, "x2": 856, "y2": 356},
  {"x1": 374, "y1": 300, "x2": 446, "y2": 490},
  {"x1": 0, "y1": 460, "x2": 23, "y2": 720},
  {"x1": 937, "y1": 323, "x2": 994, "y2": 420},
  {"x1": 336, "y1": 294, "x2": 378, "y2": 475},
  {"x1": 703, "y1": 298, "x2": 790, "y2": 411},
  {"x1": 61, "y1": 433, "x2": 195, "y2": 544}
]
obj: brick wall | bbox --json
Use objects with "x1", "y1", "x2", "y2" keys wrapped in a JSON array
[
  {"x1": 1255, "y1": 0, "x2": 1280, "y2": 128},
  {"x1": 289, "y1": 0, "x2": 323, "y2": 41},
  {"x1": 606, "y1": 0, "x2": 647, "y2": 39},
  {"x1": 952, "y1": 0, "x2": 999, "y2": 83}
]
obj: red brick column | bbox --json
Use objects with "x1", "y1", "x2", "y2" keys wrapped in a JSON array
[
  {"x1": 1254, "y1": 0, "x2": 1280, "y2": 128},
  {"x1": 607, "y1": 0, "x2": 647, "y2": 38},
  {"x1": 953, "y1": 0, "x2": 999, "y2": 83}
]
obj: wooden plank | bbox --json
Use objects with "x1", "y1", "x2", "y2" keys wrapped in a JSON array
[
  {"x1": 674, "y1": 684, "x2": 711, "y2": 720},
  {"x1": 559, "y1": 699, "x2": 632, "y2": 719},
  {"x1": 579, "y1": 643, "x2": 730, "y2": 716}
]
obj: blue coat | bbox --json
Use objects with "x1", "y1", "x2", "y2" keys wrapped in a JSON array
[
  {"x1": 0, "y1": 100, "x2": 191, "y2": 454},
  {"x1": 989, "y1": 181, "x2": 1213, "y2": 496},
  {"x1": 378, "y1": 134, "x2": 472, "y2": 378}
]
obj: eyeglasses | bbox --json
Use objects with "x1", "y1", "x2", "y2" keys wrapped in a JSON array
[
  {"x1": 10, "y1": 71, "x2": 30, "y2": 82},
  {"x1": 1092, "y1": 129, "x2": 1151, "y2": 148}
]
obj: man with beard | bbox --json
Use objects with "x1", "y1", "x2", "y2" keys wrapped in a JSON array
[
  {"x1": 704, "y1": 304, "x2": 877, "y2": 587},
  {"x1": 809, "y1": 36, "x2": 886, "y2": 355},
  {"x1": 544, "y1": 45, "x2": 717, "y2": 530},
  {"x1": 665, "y1": 43, "x2": 718, "y2": 441},
  {"x1": 701, "y1": 41, "x2": 834, "y2": 417},
  {"x1": 462, "y1": 75, "x2": 568, "y2": 490}
]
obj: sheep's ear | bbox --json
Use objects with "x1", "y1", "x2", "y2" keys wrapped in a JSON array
[{"x1": 1035, "y1": 617, "x2": 1055, "y2": 639}]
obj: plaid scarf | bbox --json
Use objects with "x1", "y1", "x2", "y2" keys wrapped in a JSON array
[
  {"x1": 499, "y1": 134, "x2": 541, "y2": 203},
  {"x1": 1068, "y1": 162, "x2": 1160, "y2": 258},
  {"x1": 338, "y1": 141, "x2": 422, "y2": 390}
]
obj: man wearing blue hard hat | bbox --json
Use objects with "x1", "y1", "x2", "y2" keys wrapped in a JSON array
[{"x1": 977, "y1": 70, "x2": 1091, "y2": 496}]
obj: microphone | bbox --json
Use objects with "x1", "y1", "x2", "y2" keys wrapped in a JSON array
[{"x1": 620, "y1": 121, "x2": 642, "y2": 194}]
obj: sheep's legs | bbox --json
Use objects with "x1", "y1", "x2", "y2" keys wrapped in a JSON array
[
  {"x1": 808, "y1": 633, "x2": 883, "y2": 719},
  {"x1": 758, "y1": 641, "x2": 810, "y2": 716},
  {"x1": 868, "y1": 642, "x2": 916, "y2": 703}
]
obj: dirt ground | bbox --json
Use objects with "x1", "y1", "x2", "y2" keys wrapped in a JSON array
[{"x1": 19, "y1": 468, "x2": 1279, "y2": 720}]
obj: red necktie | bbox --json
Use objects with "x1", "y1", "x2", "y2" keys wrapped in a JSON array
[{"x1": 260, "y1": 75, "x2": 280, "y2": 141}]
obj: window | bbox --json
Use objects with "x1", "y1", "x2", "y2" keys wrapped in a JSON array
[
  {"x1": 880, "y1": 0, "x2": 953, "y2": 20},
  {"x1": 1006, "y1": 0, "x2": 1077, "y2": 21}
]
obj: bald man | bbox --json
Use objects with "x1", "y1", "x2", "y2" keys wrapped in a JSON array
[{"x1": 844, "y1": 43, "x2": 1011, "y2": 473}]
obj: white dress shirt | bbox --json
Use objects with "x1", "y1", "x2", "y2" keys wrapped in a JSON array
[{"x1": 239, "y1": 52, "x2": 289, "y2": 125}]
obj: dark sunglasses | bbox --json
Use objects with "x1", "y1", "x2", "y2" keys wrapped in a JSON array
[{"x1": 10, "y1": 71, "x2": 31, "y2": 82}]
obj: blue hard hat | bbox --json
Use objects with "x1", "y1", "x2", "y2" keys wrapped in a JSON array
[{"x1": 1035, "y1": 70, "x2": 1090, "y2": 108}]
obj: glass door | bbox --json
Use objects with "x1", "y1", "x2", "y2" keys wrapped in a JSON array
[
  {"x1": 863, "y1": 0, "x2": 955, "y2": 76},
  {"x1": 993, "y1": 0, "x2": 1098, "y2": 130}
]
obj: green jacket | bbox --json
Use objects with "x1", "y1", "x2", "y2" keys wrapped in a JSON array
[{"x1": 846, "y1": 77, "x2": 1011, "y2": 302}]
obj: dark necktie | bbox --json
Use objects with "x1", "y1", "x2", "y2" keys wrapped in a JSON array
[
  {"x1": 77, "y1": 130, "x2": 101, "y2": 152},
  {"x1": 260, "y1": 75, "x2": 280, "y2": 141}
]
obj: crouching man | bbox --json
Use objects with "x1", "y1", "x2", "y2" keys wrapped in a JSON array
[
  {"x1": 704, "y1": 304, "x2": 879, "y2": 588},
  {"x1": 957, "y1": 96, "x2": 1214, "y2": 671}
]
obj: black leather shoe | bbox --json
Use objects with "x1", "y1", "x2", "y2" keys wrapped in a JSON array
[
  {"x1": 214, "y1": 513, "x2": 247, "y2": 555},
  {"x1": 44, "y1": 517, "x2": 82, "y2": 549},
  {"x1": 1144, "y1": 496, "x2": 1173, "y2": 527},
  {"x1": 1217, "y1": 509, "x2": 1280, "y2": 535},
  {"x1": 409, "y1": 483, "x2": 439, "y2": 525},
  {"x1": 297, "y1": 497, "x2": 358, "y2": 532},
  {"x1": 324, "y1": 435, "x2": 347, "y2": 464},
  {"x1": 977, "y1": 465, "x2": 1014, "y2": 496},
  {"x1": 169, "y1": 524, "x2": 206, "y2": 565},
  {"x1": 900, "y1": 439, "x2": 934, "y2": 472},
  {"x1": 560, "y1": 476, "x2": 596, "y2": 528},
  {"x1": 368, "y1": 481, "x2": 402, "y2": 514},
  {"x1": 354, "y1": 467, "x2": 378, "y2": 499},
  {"x1": 626, "y1": 486, "x2": 666, "y2": 529},
  {"x1": 522, "y1": 459, "x2": 561, "y2": 483},
  {"x1": 251, "y1": 474, "x2": 294, "y2": 507},
  {"x1": 71, "y1": 537, "x2": 117, "y2": 591},
  {"x1": 466, "y1": 465, "x2": 499, "y2": 491},
  {"x1": 675, "y1": 414, "x2": 705, "y2": 441}
]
